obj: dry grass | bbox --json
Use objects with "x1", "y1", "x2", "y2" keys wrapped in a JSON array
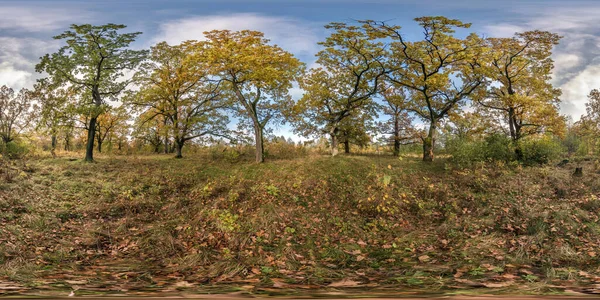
[{"x1": 1, "y1": 152, "x2": 599, "y2": 293}]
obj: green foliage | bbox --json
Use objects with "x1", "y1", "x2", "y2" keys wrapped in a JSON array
[
  {"x1": 0, "y1": 141, "x2": 29, "y2": 159},
  {"x1": 519, "y1": 136, "x2": 564, "y2": 165},
  {"x1": 446, "y1": 134, "x2": 515, "y2": 167}
]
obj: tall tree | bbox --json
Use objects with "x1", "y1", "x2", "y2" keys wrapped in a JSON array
[
  {"x1": 36, "y1": 23, "x2": 147, "y2": 162},
  {"x1": 477, "y1": 30, "x2": 563, "y2": 158},
  {"x1": 365, "y1": 17, "x2": 486, "y2": 161},
  {"x1": 0, "y1": 86, "x2": 36, "y2": 144},
  {"x1": 200, "y1": 30, "x2": 303, "y2": 163},
  {"x1": 128, "y1": 41, "x2": 229, "y2": 158},
  {"x1": 379, "y1": 85, "x2": 417, "y2": 156},
  {"x1": 291, "y1": 22, "x2": 386, "y2": 156}
]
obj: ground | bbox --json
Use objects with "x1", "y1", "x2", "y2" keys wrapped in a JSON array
[{"x1": 1, "y1": 152, "x2": 600, "y2": 297}]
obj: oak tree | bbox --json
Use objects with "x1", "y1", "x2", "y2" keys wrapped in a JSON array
[
  {"x1": 0, "y1": 86, "x2": 36, "y2": 144},
  {"x1": 478, "y1": 30, "x2": 563, "y2": 158},
  {"x1": 128, "y1": 41, "x2": 229, "y2": 158},
  {"x1": 292, "y1": 23, "x2": 386, "y2": 156},
  {"x1": 364, "y1": 17, "x2": 486, "y2": 161},
  {"x1": 379, "y1": 85, "x2": 417, "y2": 156},
  {"x1": 36, "y1": 23, "x2": 147, "y2": 162},
  {"x1": 200, "y1": 30, "x2": 303, "y2": 162}
]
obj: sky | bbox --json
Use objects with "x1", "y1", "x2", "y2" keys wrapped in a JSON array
[{"x1": 1, "y1": 0, "x2": 600, "y2": 137}]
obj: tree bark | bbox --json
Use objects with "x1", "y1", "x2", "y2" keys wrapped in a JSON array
[
  {"x1": 344, "y1": 140, "x2": 350, "y2": 154},
  {"x1": 97, "y1": 132, "x2": 103, "y2": 153},
  {"x1": 51, "y1": 135, "x2": 57, "y2": 151},
  {"x1": 330, "y1": 128, "x2": 339, "y2": 157},
  {"x1": 393, "y1": 116, "x2": 400, "y2": 157},
  {"x1": 253, "y1": 121, "x2": 264, "y2": 163},
  {"x1": 422, "y1": 120, "x2": 436, "y2": 162},
  {"x1": 175, "y1": 140, "x2": 184, "y2": 158},
  {"x1": 85, "y1": 116, "x2": 97, "y2": 162},
  {"x1": 64, "y1": 134, "x2": 71, "y2": 151},
  {"x1": 51, "y1": 134, "x2": 57, "y2": 158}
]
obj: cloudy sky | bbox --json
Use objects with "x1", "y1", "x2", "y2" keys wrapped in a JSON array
[{"x1": 1, "y1": 0, "x2": 600, "y2": 124}]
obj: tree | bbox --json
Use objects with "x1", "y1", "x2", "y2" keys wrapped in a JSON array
[
  {"x1": 337, "y1": 113, "x2": 375, "y2": 154},
  {"x1": 128, "y1": 41, "x2": 230, "y2": 158},
  {"x1": 292, "y1": 22, "x2": 386, "y2": 156},
  {"x1": 477, "y1": 30, "x2": 563, "y2": 158},
  {"x1": 573, "y1": 89, "x2": 600, "y2": 155},
  {"x1": 446, "y1": 111, "x2": 495, "y2": 140},
  {"x1": 36, "y1": 23, "x2": 147, "y2": 162},
  {"x1": 200, "y1": 30, "x2": 303, "y2": 163},
  {"x1": 94, "y1": 106, "x2": 128, "y2": 153},
  {"x1": 0, "y1": 86, "x2": 36, "y2": 144},
  {"x1": 33, "y1": 79, "x2": 75, "y2": 157},
  {"x1": 133, "y1": 111, "x2": 165, "y2": 153},
  {"x1": 364, "y1": 17, "x2": 486, "y2": 161},
  {"x1": 379, "y1": 84, "x2": 417, "y2": 156}
]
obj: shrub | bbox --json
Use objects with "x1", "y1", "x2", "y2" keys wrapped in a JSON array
[
  {"x1": 446, "y1": 134, "x2": 514, "y2": 167},
  {"x1": 484, "y1": 134, "x2": 514, "y2": 162},
  {"x1": 519, "y1": 136, "x2": 564, "y2": 165},
  {"x1": 446, "y1": 138, "x2": 486, "y2": 167},
  {"x1": 0, "y1": 141, "x2": 29, "y2": 159}
]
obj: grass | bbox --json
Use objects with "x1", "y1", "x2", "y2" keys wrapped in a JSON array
[{"x1": 1, "y1": 151, "x2": 600, "y2": 295}]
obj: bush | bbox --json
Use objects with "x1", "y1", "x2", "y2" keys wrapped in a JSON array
[
  {"x1": 484, "y1": 134, "x2": 514, "y2": 162},
  {"x1": 0, "y1": 141, "x2": 29, "y2": 159},
  {"x1": 519, "y1": 136, "x2": 564, "y2": 165},
  {"x1": 446, "y1": 134, "x2": 514, "y2": 167},
  {"x1": 446, "y1": 138, "x2": 486, "y2": 167}
]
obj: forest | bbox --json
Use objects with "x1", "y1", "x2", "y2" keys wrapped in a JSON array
[{"x1": 2, "y1": 16, "x2": 600, "y2": 296}]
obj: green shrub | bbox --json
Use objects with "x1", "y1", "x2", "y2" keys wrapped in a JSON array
[
  {"x1": 519, "y1": 136, "x2": 564, "y2": 165},
  {"x1": 484, "y1": 134, "x2": 514, "y2": 162},
  {"x1": 447, "y1": 134, "x2": 514, "y2": 167},
  {"x1": 446, "y1": 138, "x2": 486, "y2": 167},
  {"x1": 0, "y1": 141, "x2": 29, "y2": 159}
]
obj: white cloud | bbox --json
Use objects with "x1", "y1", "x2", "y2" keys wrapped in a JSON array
[
  {"x1": 0, "y1": 37, "x2": 60, "y2": 90},
  {"x1": 482, "y1": 24, "x2": 525, "y2": 38},
  {"x1": 153, "y1": 13, "x2": 322, "y2": 57},
  {"x1": 559, "y1": 65, "x2": 600, "y2": 118},
  {"x1": 0, "y1": 6, "x2": 93, "y2": 32}
]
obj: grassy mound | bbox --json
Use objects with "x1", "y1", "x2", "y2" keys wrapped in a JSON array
[{"x1": 1, "y1": 154, "x2": 600, "y2": 295}]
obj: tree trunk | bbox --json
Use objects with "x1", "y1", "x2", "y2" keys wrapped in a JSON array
[
  {"x1": 393, "y1": 116, "x2": 400, "y2": 157},
  {"x1": 422, "y1": 120, "x2": 436, "y2": 162},
  {"x1": 330, "y1": 128, "x2": 339, "y2": 157},
  {"x1": 97, "y1": 133, "x2": 103, "y2": 153},
  {"x1": 51, "y1": 134, "x2": 57, "y2": 158},
  {"x1": 154, "y1": 143, "x2": 160, "y2": 153},
  {"x1": 344, "y1": 140, "x2": 350, "y2": 154},
  {"x1": 51, "y1": 135, "x2": 57, "y2": 151},
  {"x1": 85, "y1": 117, "x2": 97, "y2": 162},
  {"x1": 175, "y1": 140, "x2": 184, "y2": 158},
  {"x1": 64, "y1": 135, "x2": 71, "y2": 151},
  {"x1": 253, "y1": 121, "x2": 264, "y2": 163},
  {"x1": 163, "y1": 118, "x2": 169, "y2": 154}
]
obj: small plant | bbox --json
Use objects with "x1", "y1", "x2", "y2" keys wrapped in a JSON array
[{"x1": 265, "y1": 184, "x2": 279, "y2": 197}]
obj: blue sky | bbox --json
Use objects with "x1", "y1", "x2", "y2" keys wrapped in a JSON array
[{"x1": 2, "y1": 0, "x2": 600, "y2": 137}]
